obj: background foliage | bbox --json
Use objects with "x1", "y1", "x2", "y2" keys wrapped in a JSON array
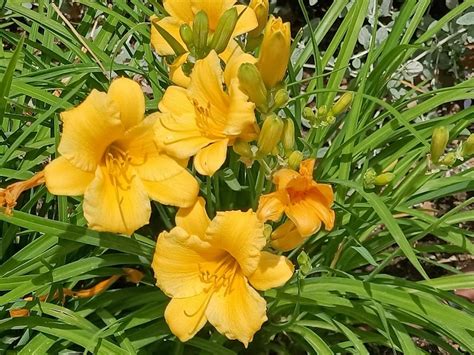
[{"x1": 1, "y1": 0, "x2": 473, "y2": 353}]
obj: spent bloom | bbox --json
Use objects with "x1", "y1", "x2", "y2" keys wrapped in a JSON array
[
  {"x1": 44, "y1": 78, "x2": 199, "y2": 235},
  {"x1": 152, "y1": 197, "x2": 294, "y2": 346},
  {"x1": 257, "y1": 159, "x2": 335, "y2": 238},
  {"x1": 155, "y1": 50, "x2": 259, "y2": 176}
]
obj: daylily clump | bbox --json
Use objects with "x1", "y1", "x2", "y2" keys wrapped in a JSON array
[
  {"x1": 152, "y1": 198, "x2": 294, "y2": 346},
  {"x1": 44, "y1": 78, "x2": 199, "y2": 235}
]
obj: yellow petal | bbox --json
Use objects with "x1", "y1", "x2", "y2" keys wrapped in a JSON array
[
  {"x1": 107, "y1": 77, "x2": 145, "y2": 130},
  {"x1": 205, "y1": 210, "x2": 265, "y2": 276},
  {"x1": 165, "y1": 292, "x2": 209, "y2": 342},
  {"x1": 194, "y1": 139, "x2": 228, "y2": 176},
  {"x1": 219, "y1": 39, "x2": 244, "y2": 64},
  {"x1": 169, "y1": 54, "x2": 191, "y2": 87},
  {"x1": 206, "y1": 272, "x2": 267, "y2": 347},
  {"x1": 299, "y1": 159, "x2": 315, "y2": 177},
  {"x1": 176, "y1": 197, "x2": 210, "y2": 240},
  {"x1": 83, "y1": 166, "x2": 150, "y2": 235},
  {"x1": 164, "y1": 0, "x2": 194, "y2": 22},
  {"x1": 305, "y1": 188, "x2": 335, "y2": 231},
  {"x1": 248, "y1": 251, "x2": 294, "y2": 291},
  {"x1": 150, "y1": 16, "x2": 185, "y2": 56},
  {"x1": 256, "y1": 190, "x2": 287, "y2": 222},
  {"x1": 188, "y1": 51, "x2": 228, "y2": 114},
  {"x1": 142, "y1": 168, "x2": 199, "y2": 207},
  {"x1": 153, "y1": 226, "x2": 223, "y2": 298},
  {"x1": 159, "y1": 86, "x2": 195, "y2": 116},
  {"x1": 224, "y1": 79, "x2": 258, "y2": 141},
  {"x1": 273, "y1": 168, "x2": 300, "y2": 189},
  {"x1": 224, "y1": 52, "x2": 256, "y2": 89},
  {"x1": 44, "y1": 157, "x2": 94, "y2": 196},
  {"x1": 191, "y1": 0, "x2": 236, "y2": 31},
  {"x1": 58, "y1": 90, "x2": 124, "y2": 172},
  {"x1": 270, "y1": 220, "x2": 307, "y2": 252},
  {"x1": 155, "y1": 113, "x2": 215, "y2": 160},
  {"x1": 233, "y1": 5, "x2": 258, "y2": 36},
  {"x1": 286, "y1": 200, "x2": 323, "y2": 237}
]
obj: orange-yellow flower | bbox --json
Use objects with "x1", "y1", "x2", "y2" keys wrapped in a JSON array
[
  {"x1": 257, "y1": 159, "x2": 335, "y2": 238},
  {"x1": 150, "y1": 0, "x2": 258, "y2": 56},
  {"x1": 155, "y1": 50, "x2": 259, "y2": 176},
  {"x1": 44, "y1": 78, "x2": 199, "y2": 235},
  {"x1": 152, "y1": 197, "x2": 294, "y2": 346},
  {"x1": 256, "y1": 16, "x2": 291, "y2": 89}
]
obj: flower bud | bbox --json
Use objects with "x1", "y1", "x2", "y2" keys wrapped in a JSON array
[
  {"x1": 303, "y1": 107, "x2": 316, "y2": 122},
  {"x1": 288, "y1": 150, "x2": 303, "y2": 170},
  {"x1": 440, "y1": 152, "x2": 456, "y2": 166},
  {"x1": 373, "y1": 172, "x2": 395, "y2": 186},
  {"x1": 317, "y1": 105, "x2": 328, "y2": 119},
  {"x1": 257, "y1": 114, "x2": 284, "y2": 156},
  {"x1": 193, "y1": 11, "x2": 209, "y2": 58},
  {"x1": 256, "y1": 16, "x2": 291, "y2": 89},
  {"x1": 282, "y1": 119, "x2": 295, "y2": 152},
  {"x1": 232, "y1": 139, "x2": 253, "y2": 158},
  {"x1": 297, "y1": 250, "x2": 312, "y2": 276},
  {"x1": 331, "y1": 92, "x2": 353, "y2": 116},
  {"x1": 263, "y1": 223, "x2": 272, "y2": 240},
  {"x1": 179, "y1": 24, "x2": 194, "y2": 51},
  {"x1": 246, "y1": 34, "x2": 263, "y2": 51},
  {"x1": 273, "y1": 89, "x2": 290, "y2": 109},
  {"x1": 238, "y1": 63, "x2": 268, "y2": 112},
  {"x1": 462, "y1": 133, "x2": 474, "y2": 157},
  {"x1": 210, "y1": 7, "x2": 238, "y2": 54},
  {"x1": 364, "y1": 168, "x2": 376, "y2": 188},
  {"x1": 248, "y1": 0, "x2": 269, "y2": 37},
  {"x1": 430, "y1": 126, "x2": 449, "y2": 163}
]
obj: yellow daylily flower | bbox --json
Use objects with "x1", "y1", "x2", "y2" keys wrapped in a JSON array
[
  {"x1": 256, "y1": 16, "x2": 291, "y2": 89},
  {"x1": 44, "y1": 78, "x2": 199, "y2": 235},
  {"x1": 155, "y1": 50, "x2": 259, "y2": 176},
  {"x1": 257, "y1": 159, "x2": 335, "y2": 238},
  {"x1": 248, "y1": 0, "x2": 269, "y2": 37},
  {"x1": 150, "y1": 0, "x2": 258, "y2": 56},
  {"x1": 152, "y1": 197, "x2": 294, "y2": 346}
]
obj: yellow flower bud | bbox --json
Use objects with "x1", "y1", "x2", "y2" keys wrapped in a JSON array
[
  {"x1": 233, "y1": 139, "x2": 253, "y2": 158},
  {"x1": 256, "y1": 16, "x2": 291, "y2": 89},
  {"x1": 248, "y1": 0, "x2": 269, "y2": 37},
  {"x1": 430, "y1": 126, "x2": 449, "y2": 163},
  {"x1": 257, "y1": 114, "x2": 284, "y2": 156},
  {"x1": 238, "y1": 63, "x2": 268, "y2": 112},
  {"x1": 210, "y1": 7, "x2": 238, "y2": 54},
  {"x1": 331, "y1": 92, "x2": 353, "y2": 116},
  {"x1": 282, "y1": 118, "x2": 295, "y2": 152},
  {"x1": 374, "y1": 172, "x2": 395, "y2": 186},
  {"x1": 179, "y1": 24, "x2": 194, "y2": 51},
  {"x1": 462, "y1": 133, "x2": 474, "y2": 157},
  {"x1": 193, "y1": 11, "x2": 209, "y2": 58},
  {"x1": 288, "y1": 150, "x2": 303, "y2": 170},
  {"x1": 273, "y1": 89, "x2": 290, "y2": 109}
]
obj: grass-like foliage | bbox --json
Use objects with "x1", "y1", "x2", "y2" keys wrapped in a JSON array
[{"x1": 1, "y1": 0, "x2": 474, "y2": 353}]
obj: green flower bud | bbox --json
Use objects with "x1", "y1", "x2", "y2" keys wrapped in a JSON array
[
  {"x1": 317, "y1": 105, "x2": 328, "y2": 119},
  {"x1": 263, "y1": 223, "x2": 272, "y2": 241},
  {"x1": 364, "y1": 168, "x2": 376, "y2": 188},
  {"x1": 288, "y1": 150, "x2": 303, "y2": 170},
  {"x1": 238, "y1": 63, "x2": 268, "y2": 112},
  {"x1": 303, "y1": 107, "x2": 316, "y2": 122},
  {"x1": 273, "y1": 89, "x2": 290, "y2": 109},
  {"x1": 297, "y1": 250, "x2": 312, "y2": 277},
  {"x1": 282, "y1": 118, "x2": 295, "y2": 153},
  {"x1": 430, "y1": 126, "x2": 449, "y2": 163},
  {"x1": 193, "y1": 11, "x2": 209, "y2": 58},
  {"x1": 462, "y1": 133, "x2": 474, "y2": 157},
  {"x1": 440, "y1": 152, "x2": 456, "y2": 166},
  {"x1": 374, "y1": 172, "x2": 395, "y2": 186},
  {"x1": 179, "y1": 24, "x2": 194, "y2": 51},
  {"x1": 257, "y1": 114, "x2": 284, "y2": 156},
  {"x1": 210, "y1": 7, "x2": 238, "y2": 54},
  {"x1": 331, "y1": 92, "x2": 353, "y2": 116},
  {"x1": 232, "y1": 139, "x2": 253, "y2": 158}
]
